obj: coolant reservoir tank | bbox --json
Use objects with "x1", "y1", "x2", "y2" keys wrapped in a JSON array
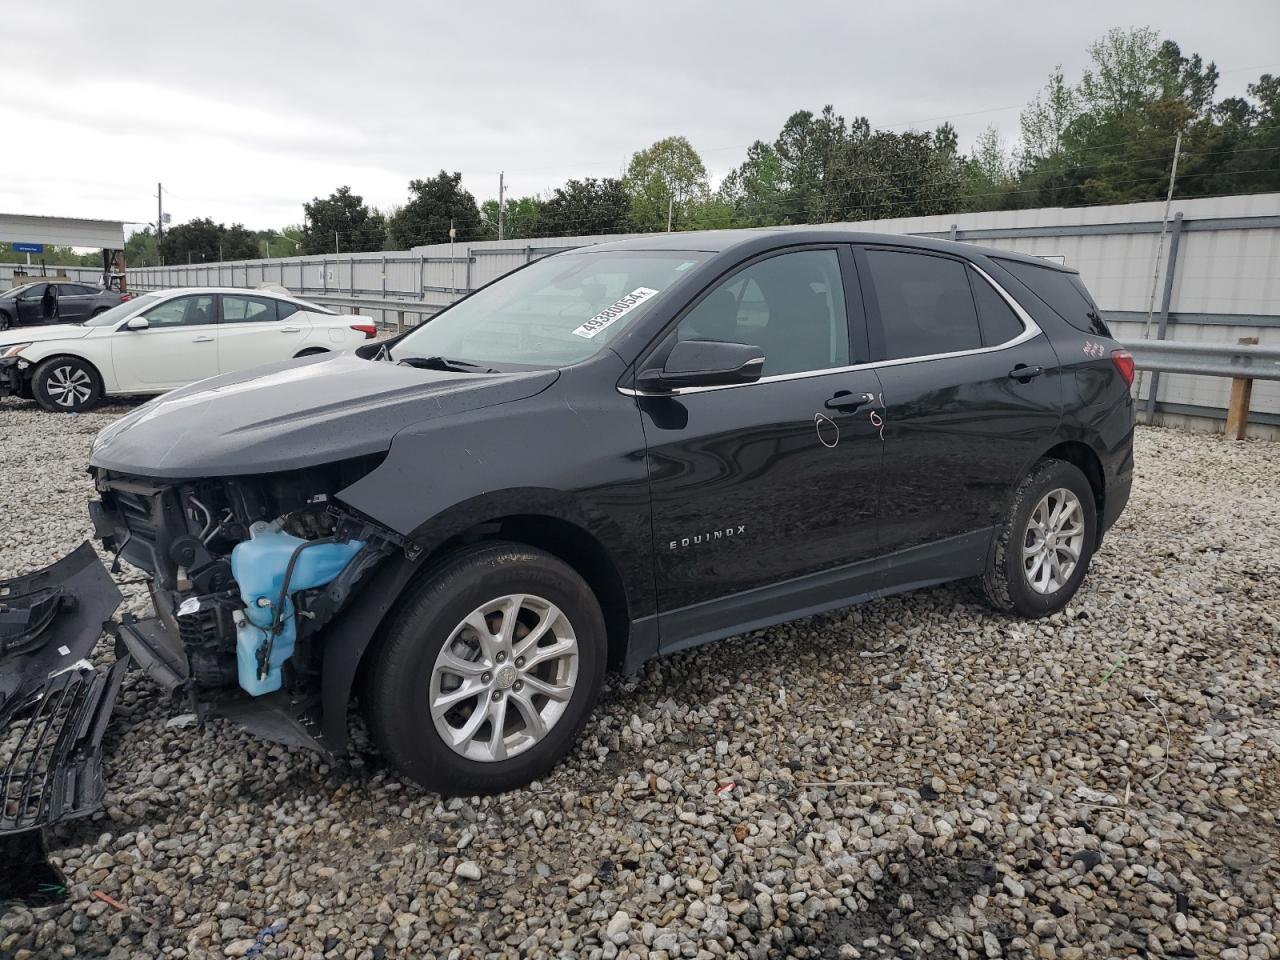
[{"x1": 230, "y1": 526, "x2": 365, "y2": 696}]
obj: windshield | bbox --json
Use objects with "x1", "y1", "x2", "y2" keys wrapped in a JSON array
[
  {"x1": 394, "y1": 250, "x2": 705, "y2": 367},
  {"x1": 85, "y1": 292, "x2": 161, "y2": 326}
]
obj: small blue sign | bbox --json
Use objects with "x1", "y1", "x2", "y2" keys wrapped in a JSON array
[{"x1": 13, "y1": 242, "x2": 44, "y2": 254}]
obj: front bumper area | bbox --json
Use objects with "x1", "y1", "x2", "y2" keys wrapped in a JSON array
[
  {"x1": 1, "y1": 543, "x2": 125, "y2": 838},
  {"x1": 0, "y1": 356, "x2": 23, "y2": 397}
]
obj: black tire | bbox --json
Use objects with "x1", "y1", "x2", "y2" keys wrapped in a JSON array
[
  {"x1": 294, "y1": 347, "x2": 329, "y2": 358},
  {"x1": 31, "y1": 356, "x2": 103, "y2": 413},
  {"x1": 364, "y1": 541, "x2": 607, "y2": 795},
  {"x1": 982, "y1": 458, "x2": 1098, "y2": 618},
  {"x1": 90, "y1": 307, "x2": 108, "y2": 318},
  {"x1": 0, "y1": 310, "x2": 11, "y2": 330}
]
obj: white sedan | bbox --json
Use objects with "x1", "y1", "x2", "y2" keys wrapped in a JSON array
[{"x1": 0, "y1": 287, "x2": 378, "y2": 412}]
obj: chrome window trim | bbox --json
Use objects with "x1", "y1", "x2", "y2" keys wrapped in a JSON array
[{"x1": 618, "y1": 261, "x2": 1042, "y2": 398}]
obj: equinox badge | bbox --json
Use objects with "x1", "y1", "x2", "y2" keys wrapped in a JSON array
[{"x1": 670, "y1": 525, "x2": 746, "y2": 550}]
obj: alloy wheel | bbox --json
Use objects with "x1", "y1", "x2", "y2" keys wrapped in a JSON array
[
  {"x1": 429, "y1": 593, "x2": 578, "y2": 762},
  {"x1": 1022, "y1": 487, "x2": 1085, "y2": 594},
  {"x1": 46, "y1": 365, "x2": 93, "y2": 408}
]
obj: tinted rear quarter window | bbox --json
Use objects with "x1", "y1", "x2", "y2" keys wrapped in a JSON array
[
  {"x1": 996, "y1": 258, "x2": 1111, "y2": 337},
  {"x1": 865, "y1": 250, "x2": 982, "y2": 360},
  {"x1": 969, "y1": 272, "x2": 1024, "y2": 345}
]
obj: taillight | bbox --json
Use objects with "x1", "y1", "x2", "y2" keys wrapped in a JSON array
[
  {"x1": 120, "y1": 294, "x2": 134, "y2": 301},
  {"x1": 350, "y1": 323, "x2": 377, "y2": 339},
  {"x1": 1110, "y1": 349, "x2": 1135, "y2": 386}
]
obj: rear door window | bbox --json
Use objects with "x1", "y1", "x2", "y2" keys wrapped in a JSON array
[
  {"x1": 995, "y1": 258, "x2": 1111, "y2": 336},
  {"x1": 221, "y1": 295, "x2": 281, "y2": 323},
  {"x1": 863, "y1": 249, "x2": 982, "y2": 360}
]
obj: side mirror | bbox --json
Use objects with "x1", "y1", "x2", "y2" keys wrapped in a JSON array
[
  {"x1": 636, "y1": 340, "x2": 765, "y2": 393},
  {"x1": 124, "y1": 316, "x2": 149, "y2": 331}
]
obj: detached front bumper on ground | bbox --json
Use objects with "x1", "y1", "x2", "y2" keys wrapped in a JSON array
[{"x1": 0, "y1": 543, "x2": 128, "y2": 901}]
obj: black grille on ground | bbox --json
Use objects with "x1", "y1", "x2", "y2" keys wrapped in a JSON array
[{"x1": 0, "y1": 657, "x2": 127, "y2": 835}]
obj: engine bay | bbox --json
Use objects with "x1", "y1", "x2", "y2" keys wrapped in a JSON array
[{"x1": 89, "y1": 455, "x2": 407, "y2": 703}]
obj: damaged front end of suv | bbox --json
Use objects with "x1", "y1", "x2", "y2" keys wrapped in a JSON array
[{"x1": 91, "y1": 454, "x2": 416, "y2": 749}]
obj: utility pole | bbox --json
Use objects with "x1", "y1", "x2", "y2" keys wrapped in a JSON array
[
  {"x1": 498, "y1": 171, "x2": 505, "y2": 242},
  {"x1": 156, "y1": 182, "x2": 164, "y2": 264},
  {"x1": 1135, "y1": 130, "x2": 1183, "y2": 411},
  {"x1": 334, "y1": 230, "x2": 340, "y2": 254},
  {"x1": 666, "y1": 194, "x2": 674, "y2": 233},
  {"x1": 449, "y1": 219, "x2": 456, "y2": 292}
]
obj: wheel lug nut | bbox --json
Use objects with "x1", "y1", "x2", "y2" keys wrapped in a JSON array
[
  {"x1": 513, "y1": 680, "x2": 523, "y2": 691},
  {"x1": 482, "y1": 672, "x2": 491, "y2": 683},
  {"x1": 491, "y1": 690, "x2": 502, "y2": 701},
  {"x1": 515, "y1": 657, "x2": 524, "y2": 668},
  {"x1": 496, "y1": 652, "x2": 506, "y2": 663}
]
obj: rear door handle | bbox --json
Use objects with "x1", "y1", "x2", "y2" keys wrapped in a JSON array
[
  {"x1": 192, "y1": 335, "x2": 214, "y2": 343},
  {"x1": 280, "y1": 326, "x2": 301, "y2": 333},
  {"x1": 1008, "y1": 364, "x2": 1044, "y2": 381},
  {"x1": 825, "y1": 390, "x2": 876, "y2": 411}
]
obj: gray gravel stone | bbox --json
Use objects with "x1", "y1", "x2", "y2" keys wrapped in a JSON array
[{"x1": 2, "y1": 409, "x2": 1279, "y2": 959}]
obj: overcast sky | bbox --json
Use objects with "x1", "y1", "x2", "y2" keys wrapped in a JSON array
[{"x1": 2, "y1": 0, "x2": 1277, "y2": 233}]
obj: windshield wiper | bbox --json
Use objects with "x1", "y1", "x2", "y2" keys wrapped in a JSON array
[{"x1": 396, "y1": 355, "x2": 497, "y2": 374}]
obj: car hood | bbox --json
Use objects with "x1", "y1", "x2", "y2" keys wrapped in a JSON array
[
  {"x1": 89, "y1": 352, "x2": 559, "y2": 478},
  {"x1": 0, "y1": 323, "x2": 91, "y2": 346}
]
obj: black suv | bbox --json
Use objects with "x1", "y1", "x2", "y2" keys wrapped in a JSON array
[{"x1": 70, "y1": 230, "x2": 1134, "y2": 795}]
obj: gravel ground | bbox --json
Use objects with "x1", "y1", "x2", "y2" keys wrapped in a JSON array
[{"x1": 2, "y1": 398, "x2": 1279, "y2": 960}]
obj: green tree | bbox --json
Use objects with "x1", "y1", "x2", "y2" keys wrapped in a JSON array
[
  {"x1": 773, "y1": 106, "x2": 852, "y2": 222},
  {"x1": 817, "y1": 125, "x2": 962, "y2": 222},
  {"x1": 623, "y1": 137, "x2": 709, "y2": 232},
  {"x1": 160, "y1": 218, "x2": 257, "y2": 264},
  {"x1": 1012, "y1": 28, "x2": 1237, "y2": 208},
  {"x1": 537, "y1": 178, "x2": 631, "y2": 237},
  {"x1": 479, "y1": 195, "x2": 543, "y2": 240},
  {"x1": 716, "y1": 140, "x2": 786, "y2": 226},
  {"x1": 124, "y1": 227, "x2": 160, "y2": 267},
  {"x1": 386, "y1": 172, "x2": 482, "y2": 248},
  {"x1": 960, "y1": 126, "x2": 1015, "y2": 210},
  {"x1": 302, "y1": 186, "x2": 386, "y2": 254}
]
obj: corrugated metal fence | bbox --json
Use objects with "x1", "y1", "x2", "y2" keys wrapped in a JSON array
[{"x1": 10, "y1": 194, "x2": 1278, "y2": 437}]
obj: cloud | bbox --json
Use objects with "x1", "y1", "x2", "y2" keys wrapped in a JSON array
[{"x1": 2, "y1": 0, "x2": 1277, "y2": 230}]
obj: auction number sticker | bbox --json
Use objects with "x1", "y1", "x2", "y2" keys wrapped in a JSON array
[{"x1": 572, "y1": 287, "x2": 660, "y2": 339}]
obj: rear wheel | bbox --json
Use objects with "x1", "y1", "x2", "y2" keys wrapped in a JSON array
[
  {"x1": 982, "y1": 458, "x2": 1097, "y2": 617},
  {"x1": 0, "y1": 310, "x2": 11, "y2": 330},
  {"x1": 364, "y1": 542, "x2": 606, "y2": 795},
  {"x1": 31, "y1": 356, "x2": 102, "y2": 413},
  {"x1": 90, "y1": 307, "x2": 108, "y2": 318},
  {"x1": 294, "y1": 347, "x2": 329, "y2": 358}
]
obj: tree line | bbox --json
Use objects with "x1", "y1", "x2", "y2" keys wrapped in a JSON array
[{"x1": 113, "y1": 27, "x2": 1279, "y2": 267}]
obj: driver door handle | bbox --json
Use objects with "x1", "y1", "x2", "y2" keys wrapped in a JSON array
[
  {"x1": 192, "y1": 335, "x2": 214, "y2": 343},
  {"x1": 1008, "y1": 364, "x2": 1044, "y2": 381},
  {"x1": 825, "y1": 390, "x2": 876, "y2": 411},
  {"x1": 280, "y1": 326, "x2": 301, "y2": 333}
]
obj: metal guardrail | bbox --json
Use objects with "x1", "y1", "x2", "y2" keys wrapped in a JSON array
[
  {"x1": 1125, "y1": 339, "x2": 1280, "y2": 380},
  {"x1": 1124, "y1": 337, "x2": 1280, "y2": 438}
]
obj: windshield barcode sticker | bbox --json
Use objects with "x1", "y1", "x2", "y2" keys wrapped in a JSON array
[{"x1": 572, "y1": 287, "x2": 660, "y2": 339}]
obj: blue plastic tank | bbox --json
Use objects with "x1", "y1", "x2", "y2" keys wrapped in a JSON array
[{"x1": 230, "y1": 525, "x2": 365, "y2": 696}]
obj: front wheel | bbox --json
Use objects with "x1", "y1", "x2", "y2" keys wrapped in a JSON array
[
  {"x1": 982, "y1": 458, "x2": 1097, "y2": 618},
  {"x1": 364, "y1": 542, "x2": 606, "y2": 795},
  {"x1": 0, "y1": 310, "x2": 11, "y2": 330},
  {"x1": 32, "y1": 357, "x2": 103, "y2": 413}
]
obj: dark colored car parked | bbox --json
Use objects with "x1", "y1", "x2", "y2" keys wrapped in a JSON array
[
  {"x1": 8, "y1": 229, "x2": 1134, "y2": 806},
  {"x1": 0, "y1": 280, "x2": 133, "y2": 329}
]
